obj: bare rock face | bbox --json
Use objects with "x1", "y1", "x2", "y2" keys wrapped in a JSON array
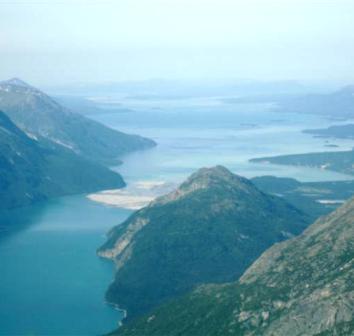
[
  {"x1": 97, "y1": 217, "x2": 149, "y2": 260},
  {"x1": 236, "y1": 197, "x2": 354, "y2": 336},
  {"x1": 98, "y1": 166, "x2": 310, "y2": 321},
  {"x1": 115, "y1": 196, "x2": 354, "y2": 336}
]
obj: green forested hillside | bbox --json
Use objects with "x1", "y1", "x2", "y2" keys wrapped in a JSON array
[
  {"x1": 0, "y1": 110, "x2": 125, "y2": 210},
  {"x1": 99, "y1": 166, "x2": 310, "y2": 321},
  {"x1": 116, "y1": 195, "x2": 354, "y2": 336}
]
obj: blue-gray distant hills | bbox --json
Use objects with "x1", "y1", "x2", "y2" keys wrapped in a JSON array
[
  {"x1": 99, "y1": 166, "x2": 310, "y2": 321},
  {"x1": 0, "y1": 78, "x2": 156, "y2": 166},
  {"x1": 276, "y1": 85, "x2": 354, "y2": 119},
  {"x1": 224, "y1": 84, "x2": 354, "y2": 119}
]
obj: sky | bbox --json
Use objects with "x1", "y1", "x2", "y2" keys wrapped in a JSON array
[{"x1": 1, "y1": 0, "x2": 354, "y2": 86}]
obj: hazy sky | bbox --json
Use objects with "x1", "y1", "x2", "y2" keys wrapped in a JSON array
[{"x1": 1, "y1": 0, "x2": 354, "y2": 85}]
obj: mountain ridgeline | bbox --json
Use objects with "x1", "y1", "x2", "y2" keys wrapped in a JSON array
[
  {"x1": 0, "y1": 78, "x2": 157, "y2": 212},
  {"x1": 276, "y1": 85, "x2": 354, "y2": 118},
  {"x1": 99, "y1": 166, "x2": 310, "y2": 321},
  {"x1": 0, "y1": 110, "x2": 125, "y2": 210},
  {"x1": 116, "y1": 192, "x2": 354, "y2": 336},
  {"x1": 0, "y1": 78, "x2": 156, "y2": 165}
]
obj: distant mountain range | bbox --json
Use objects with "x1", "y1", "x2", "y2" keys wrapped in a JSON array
[
  {"x1": 223, "y1": 84, "x2": 354, "y2": 119},
  {"x1": 46, "y1": 79, "x2": 311, "y2": 98},
  {"x1": 0, "y1": 78, "x2": 155, "y2": 166},
  {"x1": 0, "y1": 110, "x2": 124, "y2": 210},
  {"x1": 276, "y1": 85, "x2": 354, "y2": 119},
  {"x1": 115, "y1": 190, "x2": 354, "y2": 336},
  {"x1": 99, "y1": 166, "x2": 310, "y2": 321}
]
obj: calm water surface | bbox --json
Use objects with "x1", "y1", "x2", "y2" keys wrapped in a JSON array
[{"x1": 0, "y1": 196, "x2": 131, "y2": 335}]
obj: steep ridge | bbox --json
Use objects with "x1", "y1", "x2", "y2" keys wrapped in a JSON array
[
  {"x1": 99, "y1": 166, "x2": 310, "y2": 320},
  {"x1": 116, "y1": 194, "x2": 354, "y2": 336},
  {"x1": 0, "y1": 110, "x2": 124, "y2": 211},
  {"x1": 0, "y1": 78, "x2": 155, "y2": 165}
]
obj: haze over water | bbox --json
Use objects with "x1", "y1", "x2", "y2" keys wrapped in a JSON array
[{"x1": 92, "y1": 97, "x2": 354, "y2": 183}]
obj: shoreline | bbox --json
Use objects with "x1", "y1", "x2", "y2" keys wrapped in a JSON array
[
  {"x1": 87, "y1": 180, "x2": 176, "y2": 210},
  {"x1": 87, "y1": 191, "x2": 155, "y2": 210},
  {"x1": 106, "y1": 300, "x2": 127, "y2": 327}
]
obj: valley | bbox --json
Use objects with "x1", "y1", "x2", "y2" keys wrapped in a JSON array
[
  {"x1": 1, "y1": 90, "x2": 354, "y2": 335},
  {"x1": 3, "y1": 2, "x2": 354, "y2": 335}
]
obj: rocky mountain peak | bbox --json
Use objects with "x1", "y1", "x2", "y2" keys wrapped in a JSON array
[
  {"x1": 185, "y1": 165, "x2": 251, "y2": 187},
  {"x1": 2, "y1": 78, "x2": 32, "y2": 88},
  {"x1": 99, "y1": 167, "x2": 310, "y2": 321},
  {"x1": 154, "y1": 166, "x2": 255, "y2": 206}
]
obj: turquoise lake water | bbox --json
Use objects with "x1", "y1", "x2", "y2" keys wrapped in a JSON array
[
  {"x1": 0, "y1": 196, "x2": 131, "y2": 335},
  {"x1": 1, "y1": 98, "x2": 354, "y2": 335}
]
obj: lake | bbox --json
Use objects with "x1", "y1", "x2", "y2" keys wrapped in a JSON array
[
  {"x1": 1, "y1": 97, "x2": 354, "y2": 335},
  {"x1": 0, "y1": 196, "x2": 131, "y2": 335}
]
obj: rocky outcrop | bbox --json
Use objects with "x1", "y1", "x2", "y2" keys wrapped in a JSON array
[{"x1": 98, "y1": 217, "x2": 149, "y2": 260}]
